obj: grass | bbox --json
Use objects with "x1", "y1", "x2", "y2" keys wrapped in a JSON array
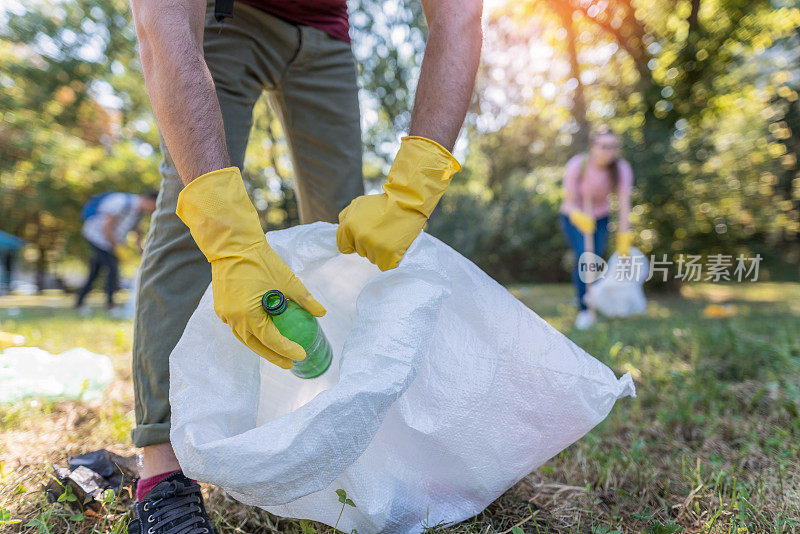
[{"x1": 1, "y1": 283, "x2": 799, "y2": 533}]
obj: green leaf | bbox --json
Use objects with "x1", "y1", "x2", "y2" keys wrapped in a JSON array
[
  {"x1": 512, "y1": 527, "x2": 525, "y2": 534},
  {"x1": 69, "y1": 513, "x2": 85, "y2": 522},
  {"x1": 57, "y1": 485, "x2": 78, "y2": 503},
  {"x1": 631, "y1": 509, "x2": 654, "y2": 522},
  {"x1": 345, "y1": 498, "x2": 356, "y2": 507},
  {"x1": 0, "y1": 508, "x2": 22, "y2": 525},
  {"x1": 647, "y1": 523, "x2": 684, "y2": 534},
  {"x1": 336, "y1": 488, "x2": 347, "y2": 503}
]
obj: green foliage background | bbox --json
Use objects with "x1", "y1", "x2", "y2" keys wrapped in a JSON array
[
  {"x1": 0, "y1": 0, "x2": 798, "y2": 285},
  {"x1": 0, "y1": 0, "x2": 160, "y2": 280},
  {"x1": 430, "y1": 0, "x2": 800, "y2": 283}
]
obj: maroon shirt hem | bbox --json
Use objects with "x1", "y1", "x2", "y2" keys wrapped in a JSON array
[{"x1": 238, "y1": 0, "x2": 350, "y2": 43}]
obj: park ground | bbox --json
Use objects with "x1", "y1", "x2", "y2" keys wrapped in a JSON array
[{"x1": 0, "y1": 282, "x2": 799, "y2": 534}]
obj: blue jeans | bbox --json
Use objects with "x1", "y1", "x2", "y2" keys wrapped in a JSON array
[
  {"x1": 560, "y1": 213, "x2": 609, "y2": 311},
  {"x1": 76, "y1": 242, "x2": 119, "y2": 308}
]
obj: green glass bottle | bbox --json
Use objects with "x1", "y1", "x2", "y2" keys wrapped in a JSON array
[{"x1": 261, "y1": 289, "x2": 333, "y2": 379}]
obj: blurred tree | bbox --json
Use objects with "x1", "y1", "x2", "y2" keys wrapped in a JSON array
[
  {"x1": 0, "y1": 0, "x2": 160, "y2": 289},
  {"x1": 0, "y1": 0, "x2": 429, "y2": 284},
  {"x1": 351, "y1": 0, "x2": 427, "y2": 183},
  {"x1": 433, "y1": 0, "x2": 800, "y2": 283},
  {"x1": 2, "y1": 0, "x2": 797, "y2": 288}
]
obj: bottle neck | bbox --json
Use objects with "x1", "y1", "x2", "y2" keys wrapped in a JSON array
[{"x1": 262, "y1": 290, "x2": 287, "y2": 315}]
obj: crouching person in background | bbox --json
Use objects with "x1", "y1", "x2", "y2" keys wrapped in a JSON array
[{"x1": 75, "y1": 191, "x2": 157, "y2": 313}]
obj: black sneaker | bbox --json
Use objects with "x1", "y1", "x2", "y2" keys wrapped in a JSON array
[{"x1": 128, "y1": 473, "x2": 217, "y2": 534}]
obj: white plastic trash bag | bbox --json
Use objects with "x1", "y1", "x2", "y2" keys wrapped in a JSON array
[
  {"x1": 0, "y1": 347, "x2": 114, "y2": 403},
  {"x1": 585, "y1": 247, "x2": 649, "y2": 318},
  {"x1": 170, "y1": 222, "x2": 635, "y2": 534}
]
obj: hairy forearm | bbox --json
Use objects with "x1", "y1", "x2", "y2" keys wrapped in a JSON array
[
  {"x1": 132, "y1": 0, "x2": 229, "y2": 185},
  {"x1": 409, "y1": 0, "x2": 482, "y2": 152}
]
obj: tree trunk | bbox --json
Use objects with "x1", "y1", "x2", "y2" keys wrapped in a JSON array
[{"x1": 561, "y1": 7, "x2": 590, "y2": 151}]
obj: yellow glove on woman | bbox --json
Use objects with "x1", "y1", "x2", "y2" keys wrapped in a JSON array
[
  {"x1": 616, "y1": 231, "x2": 634, "y2": 256},
  {"x1": 569, "y1": 210, "x2": 596, "y2": 235},
  {"x1": 337, "y1": 136, "x2": 461, "y2": 271},
  {"x1": 176, "y1": 167, "x2": 326, "y2": 368}
]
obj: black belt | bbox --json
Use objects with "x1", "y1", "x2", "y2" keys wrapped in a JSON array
[{"x1": 214, "y1": 0, "x2": 234, "y2": 23}]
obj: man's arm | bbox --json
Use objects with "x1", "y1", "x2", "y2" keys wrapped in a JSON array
[
  {"x1": 103, "y1": 215, "x2": 119, "y2": 247},
  {"x1": 133, "y1": 0, "x2": 326, "y2": 368},
  {"x1": 130, "y1": 0, "x2": 229, "y2": 185},
  {"x1": 409, "y1": 0, "x2": 483, "y2": 151}
]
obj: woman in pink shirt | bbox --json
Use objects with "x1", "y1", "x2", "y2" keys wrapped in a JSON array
[{"x1": 560, "y1": 129, "x2": 634, "y2": 329}]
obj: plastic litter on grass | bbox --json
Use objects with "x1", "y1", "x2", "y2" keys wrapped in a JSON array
[{"x1": 0, "y1": 347, "x2": 114, "y2": 403}]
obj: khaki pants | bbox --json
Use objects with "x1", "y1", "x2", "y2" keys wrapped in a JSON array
[{"x1": 131, "y1": 2, "x2": 363, "y2": 447}]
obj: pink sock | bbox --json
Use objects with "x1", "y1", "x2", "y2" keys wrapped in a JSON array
[{"x1": 136, "y1": 470, "x2": 181, "y2": 501}]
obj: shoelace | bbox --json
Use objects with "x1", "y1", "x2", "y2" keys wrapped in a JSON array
[{"x1": 143, "y1": 482, "x2": 209, "y2": 534}]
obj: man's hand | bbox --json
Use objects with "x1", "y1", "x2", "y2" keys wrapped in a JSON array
[
  {"x1": 177, "y1": 168, "x2": 326, "y2": 367},
  {"x1": 337, "y1": 136, "x2": 460, "y2": 271}
]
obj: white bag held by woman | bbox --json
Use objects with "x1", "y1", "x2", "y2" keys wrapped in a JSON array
[
  {"x1": 170, "y1": 222, "x2": 635, "y2": 534},
  {"x1": 585, "y1": 247, "x2": 649, "y2": 318}
]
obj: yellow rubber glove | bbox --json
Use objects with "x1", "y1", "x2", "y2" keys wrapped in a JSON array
[
  {"x1": 176, "y1": 167, "x2": 326, "y2": 368},
  {"x1": 616, "y1": 231, "x2": 634, "y2": 256},
  {"x1": 337, "y1": 136, "x2": 461, "y2": 271},
  {"x1": 569, "y1": 210, "x2": 596, "y2": 235}
]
